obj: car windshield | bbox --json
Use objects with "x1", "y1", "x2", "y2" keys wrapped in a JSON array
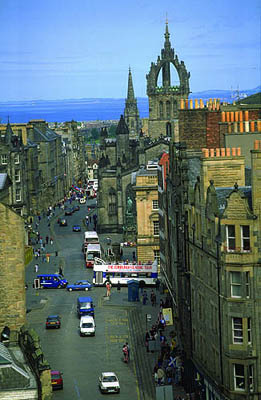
[
  {"x1": 87, "y1": 254, "x2": 94, "y2": 260},
  {"x1": 80, "y1": 302, "x2": 92, "y2": 309},
  {"x1": 82, "y1": 323, "x2": 93, "y2": 328},
  {"x1": 103, "y1": 376, "x2": 117, "y2": 382},
  {"x1": 52, "y1": 374, "x2": 61, "y2": 379}
]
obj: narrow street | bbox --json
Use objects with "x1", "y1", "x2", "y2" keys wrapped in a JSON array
[{"x1": 26, "y1": 200, "x2": 140, "y2": 400}]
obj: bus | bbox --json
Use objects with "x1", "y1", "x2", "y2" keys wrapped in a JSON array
[
  {"x1": 86, "y1": 243, "x2": 102, "y2": 268},
  {"x1": 84, "y1": 231, "x2": 99, "y2": 244},
  {"x1": 83, "y1": 231, "x2": 99, "y2": 254},
  {"x1": 92, "y1": 260, "x2": 158, "y2": 286}
]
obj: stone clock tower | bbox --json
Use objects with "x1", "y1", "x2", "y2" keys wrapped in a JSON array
[{"x1": 146, "y1": 22, "x2": 190, "y2": 138}]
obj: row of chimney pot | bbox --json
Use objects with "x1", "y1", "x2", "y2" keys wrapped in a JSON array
[
  {"x1": 202, "y1": 147, "x2": 241, "y2": 158},
  {"x1": 202, "y1": 141, "x2": 261, "y2": 158}
]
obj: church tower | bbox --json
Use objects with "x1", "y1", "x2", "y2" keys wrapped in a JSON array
[
  {"x1": 146, "y1": 22, "x2": 190, "y2": 139},
  {"x1": 124, "y1": 68, "x2": 140, "y2": 138}
]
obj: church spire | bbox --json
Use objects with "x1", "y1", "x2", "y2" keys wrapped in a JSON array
[
  {"x1": 5, "y1": 117, "x2": 13, "y2": 146},
  {"x1": 127, "y1": 67, "x2": 135, "y2": 101}
]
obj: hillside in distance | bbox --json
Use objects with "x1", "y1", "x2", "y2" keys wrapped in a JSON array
[{"x1": 0, "y1": 86, "x2": 260, "y2": 124}]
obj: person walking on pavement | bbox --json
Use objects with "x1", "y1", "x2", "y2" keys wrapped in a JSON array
[
  {"x1": 151, "y1": 290, "x2": 156, "y2": 306},
  {"x1": 59, "y1": 266, "x2": 64, "y2": 277},
  {"x1": 45, "y1": 235, "x2": 49, "y2": 244},
  {"x1": 142, "y1": 290, "x2": 148, "y2": 305},
  {"x1": 34, "y1": 264, "x2": 39, "y2": 273},
  {"x1": 106, "y1": 281, "x2": 112, "y2": 297},
  {"x1": 117, "y1": 281, "x2": 121, "y2": 291},
  {"x1": 50, "y1": 237, "x2": 53, "y2": 245}
]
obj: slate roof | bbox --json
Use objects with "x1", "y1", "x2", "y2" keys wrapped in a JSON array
[
  {"x1": 0, "y1": 342, "x2": 30, "y2": 389},
  {"x1": 116, "y1": 115, "x2": 129, "y2": 135},
  {"x1": 0, "y1": 173, "x2": 8, "y2": 190},
  {"x1": 216, "y1": 186, "x2": 252, "y2": 215},
  {"x1": 32, "y1": 126, "x2": 59, "y2": 142}
]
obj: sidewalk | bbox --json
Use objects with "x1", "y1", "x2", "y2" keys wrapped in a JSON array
[{"x1": 102, "y1": 286, "x2": 188, "y2": 400}]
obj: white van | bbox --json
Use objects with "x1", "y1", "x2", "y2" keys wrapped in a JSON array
[{"x1": 79, "y1": 316, "x2": 95, "y2": 336}]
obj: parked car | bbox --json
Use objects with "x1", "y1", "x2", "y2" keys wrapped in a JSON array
[
  {"x1": 51, "y1": 370, "x2": 63, "y2": 390},
  {"x1": 46, "y1": 315, "x2": 61, "y2": 329},
  {"x1": 72, "y1": 224, "x2": 81, "y2": 232},
  {"x1": 60, "y1": 218, "x2": 67, "y2": 226},
  {"x1": 98, "y1": 372, "x2": 120, "y2": 394},
  {"x1": 72, "y1": 205, "x2": 80, "y2": 212},
  {"x1": 65, "y1": 208, "x2": 73, "y2": 216},
  {"x1": 67, "y1": 280, "x2": 92, "y2": 292}
]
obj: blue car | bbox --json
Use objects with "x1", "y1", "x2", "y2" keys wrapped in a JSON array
[
  {"x1": 67, "y1": 280, "x2": 92, "y2": 292},
  {"x1": 73, "y1": 225, "x2": 81, "y2": 232}
]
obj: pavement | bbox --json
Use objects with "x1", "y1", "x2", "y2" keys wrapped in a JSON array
[{"x1": 25, "y1": 198, "x2": 188, "y2": 400}]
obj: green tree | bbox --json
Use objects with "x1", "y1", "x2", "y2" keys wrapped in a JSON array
[
  {"x1": 91, "y1": 128, "x2": 99, "y2": 140},
  {"x1": 108, "y1": 124, "x2": 117, "y2": 137}
]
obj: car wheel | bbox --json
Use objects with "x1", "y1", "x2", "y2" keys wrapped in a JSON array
[
  {"x1": 68, "y1": 288, "x2": 73, "y2": 292},
  {"x1": 58, "y1": 285, "x2": 61, "y2": 289},
  {"x1": 84, "y1": 287, "x2": 89, "y2": 291}
]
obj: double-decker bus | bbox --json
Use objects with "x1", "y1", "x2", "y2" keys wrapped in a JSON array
[{"x1": 92, "y1": 260, "x2": 158, "y2": 286}]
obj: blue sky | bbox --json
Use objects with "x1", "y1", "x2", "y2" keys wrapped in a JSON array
[{"x1": 0, "y1": 0, "x2": 260, "y2": 101}]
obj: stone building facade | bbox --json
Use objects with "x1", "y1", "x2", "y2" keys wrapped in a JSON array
[
  {"x1": 0, "y1": 122, "x2": 28, "y2": 216},
  {"x1": 134, "y1": 166, "x2": 160, "y2": 264},
  {"x1": 165, "y1": 140, "x2": 261, "y2": 399},
  {"x1": 97, "y1": 116, "x2": 169, "y2": 234},
  {"x1": 54, "y1": 120, "x2": 86, "y2": 186}
]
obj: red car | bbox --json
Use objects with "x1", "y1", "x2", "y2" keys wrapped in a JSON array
[{"x1": 51, "y1": 370, "x2": 63, "y2": 390}]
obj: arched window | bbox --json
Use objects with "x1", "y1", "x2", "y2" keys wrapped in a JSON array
[
  {"x1": 159, "y1": 102, "x2": 163, "y2": 119},
  {"x1": 108, "y1": 188, "x2": 117, "y2": 215},
  {"x1": 166, "y1": 101, "x2": 171, "y2": 119}
]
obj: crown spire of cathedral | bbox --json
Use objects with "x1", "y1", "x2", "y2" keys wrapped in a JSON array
[{"x1": 164, "y1": 20, "x2": 171, "y2": 51}]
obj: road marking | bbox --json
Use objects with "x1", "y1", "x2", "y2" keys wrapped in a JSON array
[{"x1": 73, "y1": 379, "x2": 81, "y2": 399}]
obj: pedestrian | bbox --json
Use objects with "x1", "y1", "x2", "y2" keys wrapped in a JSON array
[
  {"x1": 142, "y1": 290, "x2": 148, "y2": 305},
  {"x1": 125, "y1": 342, "x2": 130, "y2": 361},
  {"x1": 45, "y1": 235, "x2": 49, "y2": 244},
  {"x1": 106, "y1": 281, "x2": 112, "y2": 297},
  {"x1": 117, "y1": 281, "x2": 121, "y2": 291},
  {"x1": 89, "y1": 215, "x2": 92, "y2": 223},
  {"x1": 46, "y1": 254, "x2": 50, "y2": 263},
  {"x1": 38, "y1": 215, "x2": 41, "y2": 222},
  {"x1": 132, "y1": 251, "x2": 136, "y2": 262},
  {"x1": 155, "y1": 278, "x2": 160, "y2": 291},
  {"x1": 50, "y1": 237, "x2": 53, "y2": 245},
  {"x1": 145, "y1": 331, "x2": 150, "y2": 352},
  {"x1": 34, "y1": 264, "x2": 39, "y2": 273},
  {"x1": 151, "y1": 290, "x2": 156, "y2": 306},
  {"x1": 59, "y1": 266, "x2": 64, "y2": 277}
]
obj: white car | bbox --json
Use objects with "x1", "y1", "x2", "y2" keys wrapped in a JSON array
[
  {"x1": 79, "y1": 198, "x2": 86, "y2": 204},
  {"x1": 98, "y1": 372, "x2": 120, "y2": 394}
]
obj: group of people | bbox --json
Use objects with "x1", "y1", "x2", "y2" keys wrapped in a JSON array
[{"x1": 142, "y1": 294, "x2": 185, "y2": 388}]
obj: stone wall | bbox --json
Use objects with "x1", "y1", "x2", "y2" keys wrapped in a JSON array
[{"x1": 0, "y1": 203, "x2": 26, "y2": 333}]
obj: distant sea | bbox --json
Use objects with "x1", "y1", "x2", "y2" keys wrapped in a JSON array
[
  {"x1": 0, "y1": 98, "x2": 149, "y2": 124},
  {"x1": 0, "y1": 87, "x2": 259, "y2": 124}
]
